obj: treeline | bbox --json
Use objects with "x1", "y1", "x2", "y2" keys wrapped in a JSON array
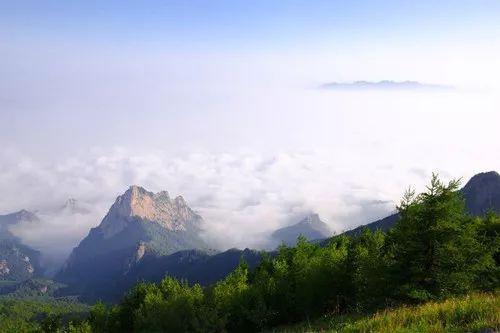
[{"x1": 85, "y1": 175, "x2": 499, "y2": 333}]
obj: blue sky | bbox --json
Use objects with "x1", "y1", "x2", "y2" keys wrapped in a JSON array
[
  {"x1": 1, "y1": 1, "x2": 500, "y2": 249},
  {"x1": 3, "y1": 1, "x2": 500, "y2": 49}
]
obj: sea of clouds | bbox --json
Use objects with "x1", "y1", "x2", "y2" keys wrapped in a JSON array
[{"x1": 0, "y1": 146, "x2": 452, "y2": 266}]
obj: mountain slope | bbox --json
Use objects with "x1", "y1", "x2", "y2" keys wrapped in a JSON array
[
  {"x1": 0, "y1": 210, "x2": 43, "y2": 281},
  {"x1": 126, "y1": 248, "x2": 261, "y2": 286},
  {"x1": 58, "y1": 247, "x2": 262, "y2": 302},
  {"x1": 344, "y1": 171, "x2": 500, "y2": 237},
  {"x1": 271, "y1": 213, "x2": 331, "y2": 246},
  {"x1": 94, "y1": 247, "x2": 263, "y2": 302},
  {"x1": 56, "y1": 186, "x2": 209, "y2": 300}
]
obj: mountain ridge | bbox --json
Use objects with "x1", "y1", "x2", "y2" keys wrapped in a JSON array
[{"x1": 343, "y1": 171, "x2": 500, "y2": 237}]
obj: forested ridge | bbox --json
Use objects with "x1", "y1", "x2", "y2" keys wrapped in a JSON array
[{"x1": 1, "y1": 175, "x2": 499, "y2": 332}]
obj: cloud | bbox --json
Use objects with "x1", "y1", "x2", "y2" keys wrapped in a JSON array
[
  {"x1": 0, "y1": 149, "x2": 412, "y2": 255},
  {"x1": 1, "y1": 146, "x2": 490, "y2": 258},
  {"x1": 9, "y1": 209, "x2": 104, "y2": 274},
  {"x1": 319, "y1": 80, "x2": 454, "y2": 91}
]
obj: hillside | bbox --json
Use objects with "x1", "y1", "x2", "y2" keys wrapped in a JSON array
[
  {"x1": 69, "y1": 247, "x2": 263, "y2": 302},
  {"x1": 270, "y1": 293, "x2": 500, "y2": 333}
]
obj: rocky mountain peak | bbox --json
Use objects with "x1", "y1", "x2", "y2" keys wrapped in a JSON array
[
  {"x1": 65, "y1": 198, "x2": 78, "y2": 206},
  {"x1": 174, "y1": 195, "x2": 187, "y2": 206},
  {"x1": 60, "y1": 198, "x2": 90, "y2": 215},
  {"x1": 271, "y1": 213, "x2": 331, "y2": 246},
  {"x1": 1, "y1": 210, "x2": 39, "y2": 225},
  {"x1": 98, "y1": 186, "x2": 201, "y2": 239},
  {"x1": 462, "y1": 170, "x2": 500, "y2": 216},
  {"x1": 463, "y1": 171, "x2": 500, "y2": 188},
  {"x1": 299, "y1": 213, "x2": 322, "y2": 225}
]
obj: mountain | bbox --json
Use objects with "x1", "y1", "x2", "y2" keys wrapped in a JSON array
[
  {"x1": 54, "y1": 171, "x2": 499, "y2": 302},
  {"x1": 56, "y1": 198, "x2": 91, "y2": 215},
  {"x1": 0, "y1": 278, "x2": 66, "y2": 298},
  {"x1": 343, "y1": 171, "x2": 500, "y2": 237},
  {"x1": 0, "y1": 210, "x2": 43, "y2": 281},
  {"x1": 320, "y1": 80, "x2": 452, "y2": 91},
  {"x1": 125, "y1": 248, "x2": 261, "y2": 287},
  {"x1": 79, "y1": 247, "x2": 263, "y2": 302},
  {"x1": 271, "y1": 213, "x2": 331, "y2": 246},
  {"x1": 56, "y1": 186, "x2": 209, "y2": 300},
  {"x1": 342, "y1": 213, "x2": 399, "y2": 238},
  {"x1": 462, "y1": 171, "x2": 500, "y2": 216},
  {"x1": 0, "y1": 210, "x2": 39, "y2": 239}
]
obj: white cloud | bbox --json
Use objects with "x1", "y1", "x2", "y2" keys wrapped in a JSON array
[{"x1": 0, "y1": 147, "x2": 464, "y2": 255}]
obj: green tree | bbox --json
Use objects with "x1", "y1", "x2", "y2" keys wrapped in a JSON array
[
  {"x1": 389, "y1": 174, "x2": 486, "y2": 301},
  {"x1": 474, "y1": 212, "x2": 500, "y2": 290},
  {"x1": 67, "y1": 320, "x2": 92, "y2": 333},
  {"x1": 40, "y1": 314, "x2": 62, "y2": 333},
  {"x1": 212, "y1": 260, "x2": 254, "y2": 331},
  {"x1": 348, "y1": 229, "x2": 389, "y2": 310}
]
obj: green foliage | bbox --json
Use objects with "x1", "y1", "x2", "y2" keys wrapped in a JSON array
[
  {"x1": 348, "y1": 229, "x2": 390, "y2": 311},
  {"x1": 475, "y1": 212, "x2": 500, "y2": 290},
  {"x1": 388, "y1": 174, "x2": 495, "y2": 302},
  {"x1": 89, "y1": 278, "x2": 223, "y2": 333}
]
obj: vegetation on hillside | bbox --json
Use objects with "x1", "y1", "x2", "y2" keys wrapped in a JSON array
[
  {"x1": 0, "y1": 298, "x2": 89, "y2": 333},
  {"x1": 0, "y1": 174, "x2": 499, "y2": 332},
  {"x1": 271, "y1": 293, "x2": 499, "y2": 333}
]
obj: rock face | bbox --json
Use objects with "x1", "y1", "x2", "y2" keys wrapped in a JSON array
[
  {"x1": 462, "y1": 171, "x2": 500, "y2": 216},
  {"x1": 98, "y1": 186, "x2": 198, "y2": 239},
  {"x1": 0, "y1": 210, "x2": 43, "y2": 280},
  {"x1": 56, "y1": 186, "x2": 208, "y2": 299},
  {"x1": 271, "y1": 213, "x2": 331, "y2": 246},
  {"x1": 343, "y1": 171, "x2": 500, "y2": 237}
]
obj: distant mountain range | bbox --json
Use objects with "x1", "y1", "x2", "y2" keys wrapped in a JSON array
[
  {"x1": 1, "y1": 171, "x2": 498, "y2": 302},
  {"x1": 320, "y1": 80, "x2": 453, "y2": 91}
]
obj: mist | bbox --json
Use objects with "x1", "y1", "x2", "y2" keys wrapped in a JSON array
[{"x1": 2, "y1": 142, "x2": 497, "y2": 266}]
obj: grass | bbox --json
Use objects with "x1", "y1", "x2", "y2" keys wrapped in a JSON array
[{"x1": 271, "y1": 293, "x2": 500, "y2": 333}]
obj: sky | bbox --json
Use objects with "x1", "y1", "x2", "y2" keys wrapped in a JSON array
[{"x1": 1, "y1": 1, "x2": 500, "y2": 255}]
